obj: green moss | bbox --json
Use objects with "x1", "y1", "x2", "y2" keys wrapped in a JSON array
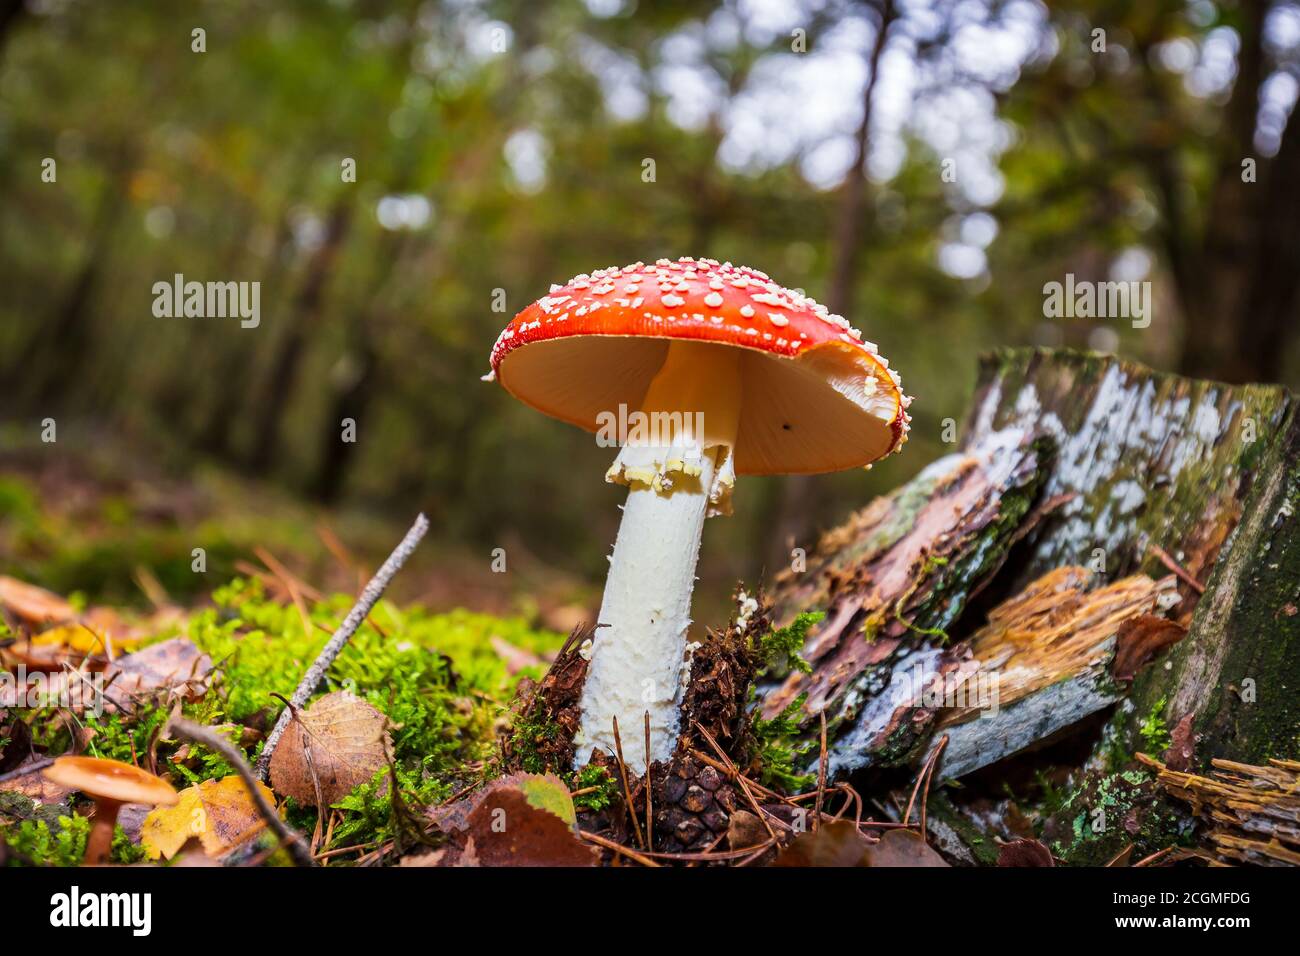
[
  {"x1": 571, "y1": 764, "x2": 618, "y2": 813},
  {"x1": 4, "y1": 814, "x2": 89, "y2": 866},
  {"x1": 1138, "y1": 695, "x2": 1171, "y2": 753},
  {"x1": 3, "y1": 576, "x2": 565, "y2": 864},
  {"x1": 508, "y1": 711, "x2": 565, "y2": 776},
  {"x1": 758, "y1": 612, "x2": 821, "y2": 676},
  {"x1": 1044, "y1": 768, "x2": 1193, "y2": 866},
  {"x1": 751, "y1": 694, "x2": 816, "y2": 791}
]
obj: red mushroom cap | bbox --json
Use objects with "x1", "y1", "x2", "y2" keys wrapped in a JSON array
[{"x1": 489, "y1": 257, "x2": 911, "y2": 474}]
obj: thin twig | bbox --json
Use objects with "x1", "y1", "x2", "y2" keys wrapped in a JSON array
[
  {"x1": 0, "y1": 757, "x2": 52, "y2": 785},
  {"x1": 693, "y1": 721, "x2": 778, "y2": 842},
  {"x1": 1134, "y1": 845, "x2": 1177, "y2": 867},
  {"x1": 167, "y1": 716, "x2": 315, "y2": 867},
  {"x1": 1148, "y1": 543, "x2": 1206, "y2": 595},
  {"x1": 641, "y1": 839, "x2": 776, "y2": 863},
  {"x1": 644, "y1": 711, "x2": 653, "y2": 852},
  {"x1": 578, "y1": 829, "x2": 660, "y2": 867},
  {"x1": 919, "y1": 734, "x2": 948, "y2": 842},
  {"x1": 610, "y1": 716, "x2": 645, "y2": 849},
  {"x1": 814, "y1": 711, "x2": 828, "y2": 831},
  {"x1": 255, "y1": 513, "x2": 429, "y2": 781}
]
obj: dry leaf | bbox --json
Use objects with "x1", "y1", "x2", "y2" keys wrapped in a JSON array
[
  {"x1": 141, "y1": 775, "x2": 276, "y2": 860},
  {"x1": 268, "y1": 691, "x2": 391, "y2": 806},
  {"x1": 997, "y1": 838, "x2": 1055, "y2": 867},
  {"x1": 771, "y1": 820, "x2": 872, "y2": 867},
  {"x1": 103, "y1": 638, "x2": 212, "y2": 712},
  {"x1": 427, "y1": 775, "x2": 595, "y2": 866},
  {"x1": 0, "y1": 717, "x2": 32, "y2": 775},
  {"x1": 397, "y1": 848, "x2": 447, "y2": 867},
  {"x1": 0, "y1": 576, "x2": 73, "y2": 626},
  {"x1": 1113, "y1": 614, "x2": 1187, "y2": 682},
  {"x1": 428, "y1": 773, "x2": 575, "y2": 834},
  {"x1": 728, "y1": 809, "x2": 767, "y2": 850},
  {"x1": 458, "y1": 787, "x2": 597, "y2": 866},
  {"x1": 489, "y1": 636, "x2": 544, "y2": 675},
  {"x1": 863, "y1": 828, "x2": 950, "y2": 867}
]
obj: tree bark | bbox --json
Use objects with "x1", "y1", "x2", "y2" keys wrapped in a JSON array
[{"x1": 759, "y1": 348, "x2": 1297, "y2": 782}]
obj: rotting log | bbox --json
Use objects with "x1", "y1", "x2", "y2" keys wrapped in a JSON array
[{"x1": 759, "y1": 348, "x2": 1298, "y2": 780}]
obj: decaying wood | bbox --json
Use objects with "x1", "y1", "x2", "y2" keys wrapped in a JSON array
[
  {"x1": 762, "y1": 426, "x2": 1054, "y2": 775},
  {"x1": 760, "y1": 349, "x2": 1298, "y2": 781},
  {"x1": 1139, "y1": 753, "x2": 1300, "y2": 866},
  {"x1": 934, "y1": 567, "x2": 1178, "y2": 778},
  {"x1": 1130, "y1": 391, "x2": 1300, "y2": 768}
]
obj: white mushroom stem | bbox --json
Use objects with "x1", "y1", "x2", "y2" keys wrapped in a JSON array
[{"x1": 575, "y1": 342, "x2": 741, "y2": 774}]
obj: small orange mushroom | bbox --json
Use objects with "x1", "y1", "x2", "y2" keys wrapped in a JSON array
[{"x1": 43, "y1": 756, "x2": 178, "y2": 864}]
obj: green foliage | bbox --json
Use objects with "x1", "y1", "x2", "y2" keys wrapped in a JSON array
[
  {"x1": 1139, "y1": 696, "x2": 1172, "y2": 754},
  {"x1": 750, "y1": 695, "x2": 816, "y2": 792},
  {"x1": 4, "y1": 814, "x2": 89, "y2": 867},
  {"x1": 508, "y1": 711, "x2": 564, "y2": 776},
  {"x1": 571, "y1": 764, "x2": 618, "y2": 813},
  {"x1": 741, "y1": 613, "x2": 824, "y2": 791},
  {"x1": 757, "y1": 612, "x2": 821, "y2": 676},
  {"x1": 330, "y1": 765, "x2": 451, "y2": 849},
  {"x1": 111, "y1": 825, "x2": 148, "y2": 865},
  {"x1": 1, "y1": 576, "x2": 563, "y2": 864}
]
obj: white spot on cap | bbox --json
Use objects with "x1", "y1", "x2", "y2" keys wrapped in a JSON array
[{"x1": 704, "y1": 292, "x2": 724, "y2": 308}]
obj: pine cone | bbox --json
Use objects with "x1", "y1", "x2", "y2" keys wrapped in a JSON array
[{"x1": 653, "y1": 753, "x2": 739, "y2": 853}]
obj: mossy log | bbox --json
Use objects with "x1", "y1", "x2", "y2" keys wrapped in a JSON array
[{"x1": 760, "y1": 348, "x2": 1299, "y2": 780}]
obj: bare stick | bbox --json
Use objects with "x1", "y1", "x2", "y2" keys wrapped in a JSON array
[
  {"x1": 814, "y1": 711, "x2": 828, "y2": 831},
  {"x1": 577, "y1": 829, "x2": 660, "y2": 867},
  {"x1": 611, "y1": 716, "x2": 645, "y2": 849},
  {"x1": 644, "y1": 710, "x2": 653, "y2": 853},
  {"x1": 167, "y1": 717, "x2": 315, "y2": 867},
  {"x1": 255, "y1": 513, "x2": 429, "y2": 780},
  {"x1": 1148, "y1": 543, "x2": 1206, "y2": 595}
]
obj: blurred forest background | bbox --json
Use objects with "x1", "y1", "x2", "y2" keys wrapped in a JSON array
[{"x1": 1, "y1": 0, "x2": 1298, "y2": 627}]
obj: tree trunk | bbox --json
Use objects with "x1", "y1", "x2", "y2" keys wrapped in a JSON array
[
  {"x1": 759, "y1": 348, "x2": 1297, "y2": 783},
  {"x1": 244, "y1": 201, "x2": 352, "y2": 474},
  {"x1": 766, "y1": 0, "x2": 896, "y2": 569}
]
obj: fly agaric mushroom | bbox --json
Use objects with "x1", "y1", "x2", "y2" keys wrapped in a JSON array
[
  {"x1": 43, "y1": 756, "x2": 178, "y2": 863},
  {"x1": 487, "y1": 258, "x2": 910, "y2": 773}
]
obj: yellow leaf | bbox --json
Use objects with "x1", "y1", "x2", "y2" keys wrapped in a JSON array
[{"x1": 141, "y1": 775, "x2": 276, "y2": 861}]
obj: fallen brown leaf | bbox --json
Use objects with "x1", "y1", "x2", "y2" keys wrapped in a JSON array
[
  {"x1": 727, "y1": 809, "x2": 767, "y2": 850},
  {"x1": 0, "y1": 576, "x2": 73, "y2": 627},
  {"x1": 458, "y1": 787, "x2": 597, "y2": 866},
  {"x1": 103, "y1": 638, "x2": 212, "y2": 712},
  {"x1": 997, "y1": 838, "x2": 1055, "y2": 867},
  {"x1": 268, "y1": 691, "x2": 391, "y2": 806},
  {"x1": 863, "y1": 828, "x2": 950, "y2": 867},
  {"x1": 1112, "y1": 614, "x2": 1187, "y2": 683},
  {"x1": 771, "y1": 820, "x2": 872, "y2": 867}
]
